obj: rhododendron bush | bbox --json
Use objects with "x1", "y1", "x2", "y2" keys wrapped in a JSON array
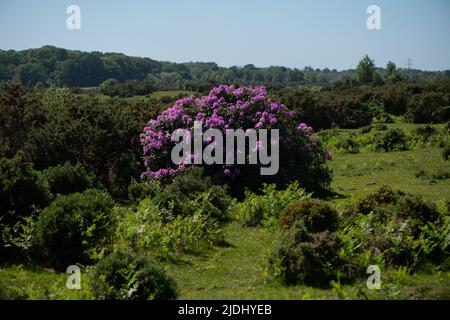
[{"x1": 140, "y1": 85, "x2": 332, "y2": 195}]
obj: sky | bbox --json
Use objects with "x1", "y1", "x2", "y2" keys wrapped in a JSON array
[{"x1": 0, "y1": 0, "x2": 449, "y2": 71}]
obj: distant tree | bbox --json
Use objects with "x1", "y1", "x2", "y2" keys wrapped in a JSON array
[
  {"x1": 14, "y1": 63, "x2": 47, "y2": 86},
  {"x1": 385, "y1": 61, "x2": 403, "y2": 83},
  {"x1": 356, "y1": 55, "x2": 376, "y2": 84}
]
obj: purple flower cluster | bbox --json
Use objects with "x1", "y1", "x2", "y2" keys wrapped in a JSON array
[{"x1": 140, "y1": 85, "x2": 331, "y2": 180}]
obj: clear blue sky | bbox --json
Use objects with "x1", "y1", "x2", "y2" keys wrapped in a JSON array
[{"x1": 1, "y1": 0, "x2": 449, "y2": 71}]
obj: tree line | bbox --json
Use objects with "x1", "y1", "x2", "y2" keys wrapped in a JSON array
[{"x1": 1, "y1": 46, "x2": 449, "y2": 89}]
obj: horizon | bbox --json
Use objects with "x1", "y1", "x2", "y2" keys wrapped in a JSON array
[
  {"x1": 1, "y1": 0, "x2": 449, "y2": 72},
  {"x1": 1, "y1": 44, "x2": 448, "y2": 74}
]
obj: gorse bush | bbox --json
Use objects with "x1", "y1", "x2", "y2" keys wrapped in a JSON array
[
  {"x1": 41, "y1": 162, "x2": 98, "y2": 196},
  {"x1": 35, "y1": 189, "x2": 115, "y2": 269},
  {"x1": 374, "y1": 128, "x2": 409, "y2": 152},
  {"x1": 165, "y1": 167, "x2": 212, "y2": 199},
  {"x1": 232, "y1": 182, "x2": 307, "y2": 227},
  {"x1": 406, "y1": 92, "x2": 450, "y2": 123},
  {"x1": 89, "y1": 251, "x2": 178, "y2": 300},
  {"x1": 335, "y1": 137, "x2": 359, "y2": 154},
  {"x1": 279, "y1": 198, "x2": 339, "y2": 233},
  {"x1": 0, "y1": 154, "x2": 50, "y2": 226},
  {"x1": 340, "y1": 186, "x2": 446, "y2": 269},
  {"x1": 268, "y1": 222, "x2": 349, "y2": 287},
  {"x1": 127, "y1": 179, "x2": 162, "y2": 204},
  {"x1": 141, "y1": 85, "x2": 332, "y2": 196}
]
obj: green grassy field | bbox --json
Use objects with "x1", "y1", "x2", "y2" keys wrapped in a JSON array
[
  {"x1": 1, "y1": 123, "x2": 449, "y2": 300},
  {"x1": 76, "y1": 89, "x2": 194, "y2": 102}
]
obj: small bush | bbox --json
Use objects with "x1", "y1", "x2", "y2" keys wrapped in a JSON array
[
  {"x1": 359, "y1": 125, "x2": 372, "y2": 134},
  {"x1": 280, "y1": 198, "x2": 339, "y2": 233},
  {"x1": 341, "y1": 187, "x2": 446, "y2": 270},
  {"x1": 268, "y1": 223, "x2": 347, "y2": 287},
  {"x1": 128, "y1": 180, "x2": 161, "y2": 204},
  {"x1": 89, "y1": 251, "x2": 177, "y2": 300},
  {"x1": 374, "y1": 123, "x2": 388, "y2": 131},
  {"x1": 193, "y1": 185, "x2": 232, "y2": 223},
  {"x1": 41, "y1": 162, "x2": 97, "y2": 196},
  {"x1": 411, "y1": 125, "x2": 438, "y2": 142},
  {"x1": 335, "y1": 137, "x2": 360, "y2": 154},
  {"x1": 152, "y1": 190, "x2": 192, "y2": 220},
  {"x1": 0, "y1": 154, "x2": 51, "y2": 226},
  {"x1": 114, "y1": 198, "x2": 222, "y2": 255},
  {"x1": 442, "y1": 145, "x2": 450, "y2": 161},
  {"x1": 374, "y1": 128, "x2": 409, "y2": 152},
  {"x1": 232, "y1": 182, "x2": 307, "y2": 227},
  {"x1": 35, "y1": 189, "x2": 115, "y2": 269},
  {"x1": 166, "y1": 167, "x2": 212, "y2": 199}
]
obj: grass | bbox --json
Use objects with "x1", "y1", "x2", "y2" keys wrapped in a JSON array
[
  {"x1": 1, "y1": 123, "x2": 449, "y2": 300},
  {"x1": 2, "y1": 223, "x2": 448, "y2": 300},
  {"x1": 329, "y1": 147, "x2": 450, "y2": 206},
  {"x1": 75, "y1": 88, "x2": 194, "y2": 102}
]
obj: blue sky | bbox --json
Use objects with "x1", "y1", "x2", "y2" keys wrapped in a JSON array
[{"x1": 0, "y1": 0, "x2": 449, "y2": 71}]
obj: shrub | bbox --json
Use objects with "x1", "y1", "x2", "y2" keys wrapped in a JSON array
[
  {"x1": 128, "y1": 179, "x2": 162, "y2": 204},
  {"x1": 141, "y1": 85, "x2": 332, "y2": 196},
  {"x1": 152, "y1": 190, "x2": 192, "y2": 220},
  {"x1": 165, "y1": 167, "x2": 212, "y2": 199},
  {"x1": 442, "y1": 144, "x2": 450, "y2": 161},
  {"x1": 341, "y1": 187, "x2": 445, "y2": 269},
  {"x1": 374, "y1": 128, "x2": 409, "y2": 152},
  {"x1": 280, "y1": 198, "x2": 339, "y2": 233},
  {"x1": 359, "y1": 125, "x2": 372, "y2": 134},
  {"x1": 406, "y1": 92, "x2": 449, "y2": 123},
  {"x1": 335, "y1": 137, "x2": 359, "y2": 154},
  {"x1": 41, "y1": 162, "x2": 98, "y2": 196},
  {"x1": 193, "y1": 185, "x2": 232, "y2": 223},
  {"x1": 268, "y1": 222, "x2": 346, "y2": 287},
  {"x1": 34, "y1": 189, "x2": 115, "y2": 269},
  {"x1": 114, "y1": 198, "x2": 221, "y2": 255},
  {"x1": 0, "y1": 154, "x2": 50, "y2": 226},
  {"x1": 411, "y1": 125, "x2": 438, "y2": 142},
  {"x1": 232, "y1": 182, "x2": 307, "y2": 227},
  {"x1": 374, "y1": 123, "x2": 388, "y2": 131},
  {"x1": 0, "y1": 281, "x2": 16, "y2": 300},
  {"x1": 89, "y1": 251, "x2": 177, "y2": 300}
]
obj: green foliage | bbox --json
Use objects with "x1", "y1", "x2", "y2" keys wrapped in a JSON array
[
  {"x1": 165, "y1": 167, "x2": 212, "y2": 199},
  {"x1": 100, "y1": 80, "x2": 155, "y2": 98},
  {"x1": 268, "y1": 222, "x2": 348, "y2": 287},
  {"x1": 442, "y1": 144, "x2": 450, "y2": 161},
  {"x1": 232, "y1": 182, "x2": 307, "y2": 227},
  {"x1": 335, "y1": 137, "x2": 360, "y2": 154},
  {"x1": 280, "y1": 198, "x2": 339, "y2": 233},
  {"x1": 34, "y1": 189, "x2": 115, "y2": 269},
  {"x1": 356, "y1": 55, "x2": 380, "y2": 85},
  {"x1": 374, "y1": 128, "x2": 409, "y2": 152},
  {"x1": 89, "y1": 251, "x2": 177, "y2": 300},
  {"x1": 406, "y1": 92, "x2": 450, "y2": 124},
  {"x1": 21, "y1": 87, "x2": 159, "y2": 198},
  {"x1": 193, "y1": 185, "x2": 232, "y2": 223},
  {"x1": 0, "y1": 154, "x2": 50, "y2": 226},
  {"x1": 41, "y1": 162, "x2": 98, "y2": 196},
  {"x1": 127, "y1": 179, "x2": 162, "y2": 204},
  {"x1": 340, "y1": 186, "x2": 446, "y2": 270},
  {"x1": 114, "y1": 198, "x2": 222, "y2": 256}
]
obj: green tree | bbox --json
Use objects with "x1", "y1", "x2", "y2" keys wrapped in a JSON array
[
  {"x1": 385, "y1": 61, "x2": 403, "y2": 83},
  {"x1": 356, "y1": 55, "x2": 376, "y2": 84}
]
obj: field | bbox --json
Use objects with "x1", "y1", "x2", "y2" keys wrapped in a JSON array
[{"x1": 1, "y1": 123, "x2": 448, "y2": 300}]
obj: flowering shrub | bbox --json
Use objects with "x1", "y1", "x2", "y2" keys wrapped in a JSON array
[{"x1": 141, "y1": 85, "x2": 332, "y2": 195}]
